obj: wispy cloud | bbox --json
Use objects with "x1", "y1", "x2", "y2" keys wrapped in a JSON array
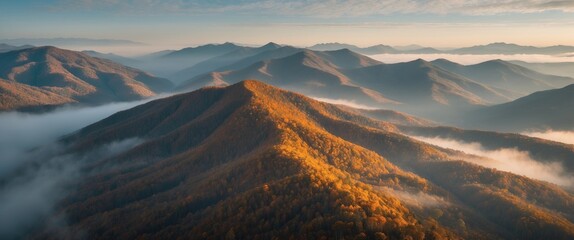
[
  {"x1": 311, "y1": 97, "x2": 380, "y2": 110},
  {"x1": 375, "y1": 186, "x2": 449, "y2": 208},
  {"x1": 53, "y1": 0, "x2": 574, "y2": 16}
]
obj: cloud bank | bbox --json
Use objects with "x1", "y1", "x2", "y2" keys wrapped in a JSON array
[
  {"x1": 412, "y1": 136, "x2": 574, "y2": 187},
  {"x1": 53, "y1": 0, "x2": 574, "y2": 16},
  {"x1": 0, "y1": 100, "x2": 151, "y2": 177},
  {"x1": 523, "y1": 130, "x2": 574, "y2": 145},
  {"x1": 0, "y1": 100, "x2": 160, "y2": 239},
  {"x1": 0, "y1": 138, "x2": 142, "y2": 239}
]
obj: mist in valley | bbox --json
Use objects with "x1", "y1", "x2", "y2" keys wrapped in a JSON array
[
  {"x1": 0, "y1": 101, "x2": 156, "y2": 239},
  {"x1": 375, "y1": 186, "x2": 449, "y2": 208},
  {"x1": 412, "y1": 136, "x2": 574, "y2": 187},
  {"x1": 523, "y1": 130, "x2": 574, "y2": 145},
  {"x1": 311, "y1": 97, "x2": 381, "y2": 110},
  {"x1": 0, "y1": 100, "x2": 153, "y2": 176},
  {"x1": 370, "y1": 53, "x2": 574, "y2": 65}
]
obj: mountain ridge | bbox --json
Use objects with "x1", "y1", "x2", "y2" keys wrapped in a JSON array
[
  {"x1": 0, "y1": 46, "x2": 173, "y2": 111},
  {"x1": 26, "y1": 80, "x2": 574, "y2": 239},
  {"x1": 464, "y1": 83, "x2": 574, "y2": 131}
]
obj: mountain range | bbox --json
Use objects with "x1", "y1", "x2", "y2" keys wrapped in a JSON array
[
  {"x1": 69, "y1": 42, "x2": 574, "y2": 84},
  {"x1": 2, "y1": 43, "x2": 574, "y2": 132},
  {"x1": 82, "y1": 50, "x2": 141, "y2": 66},
  {"x1": 431, "y1": 59, "x2": 574, "y2": 96},
  {"x1": 450, "y1": 42, "x2": 574, "y2": 55},
  {"x1": 177, "y1": 47, "x2": 574, "y2": 121},
  {"x1": 463, "y1": 83, "x2": 574, "y2": 131},
  {"x1": 308, "y1": 42, "x2": 574, "y2": 55},
  {"x1": 0, "y1": 46, "x2": 173, "y2": 111},
  {"x1": 510, "y1": 61, "x2": 574, "y2": 79},
  {"x1": 25, "y1": 81, "x2": 574, "y2": 239},
  {"x1": 0, "y1": 43, "x2": 35, "y2": 53},
  {"x1": 169, "y1": 42, "x2": 285, "y2": 83},
  {"x1": 128, "y1": 42, "x2": 257, "y2": 77}
]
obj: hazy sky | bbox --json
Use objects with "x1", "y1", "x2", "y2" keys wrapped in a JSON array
[{"x1": 2, "y1": 0, "x2": 574, "y2": 48}]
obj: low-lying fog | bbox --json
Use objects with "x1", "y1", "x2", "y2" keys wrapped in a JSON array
[
  {"x1": 370, "y1": 53, "x2": 574, "y2": 65},
  {"x1": 522, "y1": 130, "x2": 574, "y2": 146},
  {"x1": 311, "y1": 97, "x2": 381, "y2": 110},
  {"x1": 412, "y1": 136, "x2": 574, "y2": 187},
  {"x1": 0, "y1": 100, "x2": 151, "y2": 176},
  {"x1": 0, "y1": 100, "x2": 159, "y2": 239}
]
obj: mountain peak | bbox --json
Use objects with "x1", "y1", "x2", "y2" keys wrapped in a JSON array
[
  {"x1": 232, "y1": 79, "x2": 269, "y2": 91},
  {"x1": 487, "y1": 42, "x2": 519, "y2": 47},
  {"x1": 261, "y1": 42, "x2": 281, "y2": 48},
  {"x1": 430, "y1": 58, "x2": 461, "y2": 67},
  {"x1": 24, "y1": 45, "x2": 65, "y2": 54},
  {"x1": 476, "y1": 59, "x2": 511, "y2": 67},
  {"x1": 328, "y1": 48, "x2": 354, "y2": 54},
  {"x1": 409, "y1": 58, "x2": 430, "y2": 66},
  {"x1": 221, "y1": 42, "x2": 238, "y2": 46}
]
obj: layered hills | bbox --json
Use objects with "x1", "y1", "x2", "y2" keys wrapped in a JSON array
[
  {"x1": 510, "y1": 61, "x2": 574, "y2": 79},
  {"x1": 28, "y1": 81, "x2": 574, "y2": 239},
  {"x1": 82, "y1": 50, "x2": 140, "y2": 67},
  {"x1": 130, "y1": 42, "x2": 248, "y2": 77},
  {"x1": 179, "y1": 50, "x2": 531, "y2": 119},
  {"x1": 180, "y1": 49, "x2": 398, "y2": 107},
  {"x1": 169, "y1": 42, "x2": 285, "y2": 83},
  {"x1": 0, "y1": 46, "x2": 173, "y2": 111},
  {"x1": 0, "y1": 43, "x2": 34, "y2": 53},
  {"x1": 308, "y1": 42, "x2": 574, "y2": 55},
  {"x1": 463, "y1": 84, "x2": 574, "y2": 131},
  {"x1": 175, "y1": 46, "x2": 574, "y2": 122},
  {"x1": 450, "y1": 42, "x2": 574, "y2": 55},
  {"x1": 431, "y1": 59, "x2": 574, "y2": 96}
]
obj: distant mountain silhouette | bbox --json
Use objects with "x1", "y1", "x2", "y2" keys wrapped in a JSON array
[
  {"x1": 308, "y1": 42, "x2": 574, "y2": 55},
  {"x1": 309, "y1": 43, "x2": 399, "y2": 55},
  {"x1": 510, "y1": 61, "x2": 574, "y2": 79},
  {"x1": 30, "y1": 81, "x2": 574, "y2": 239},
  {"x1": 0, "y1": 43, "x2": 34, "y2": 53},
  {"x1": 0, "y1": 46, "x2": 173, "y2": 111},
  {"x1": 179, "y1": 50, "x2": 523, "y2": 120},
  {"x1": 170, "y1": 42, "x2": 284, "y2": 83},
  {"x1": 82, "y1": 50, "x2": 140, "y2": 66},
  {"x1": 431, "y1": 59, "x2": 574, "y2": 96},
  {"x1": 344, "y1": 59, "x2": 512, "y2": 116},
  {"x1": 465, "y1": 84, "x2": 574, "y2": 131},
  {"x1": 449, "y1": 42, "x2": 574, "y2": 55},
  {"x1": 161, "y1": 42, "x2": 244, "y2": 60},
  {"x1": 403, "y1": 47, "x2": 442, "y2": 54},
  {"x1": 180, "y1": 49, "x2": 398, "y2": 107},
  {"x1": 131, "y1": 43, "x2": 248, "y2": 77}
]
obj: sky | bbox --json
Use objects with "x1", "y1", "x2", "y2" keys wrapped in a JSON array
[{"x1": 1, "y1": 0, "x2": 574, "y2": 49}]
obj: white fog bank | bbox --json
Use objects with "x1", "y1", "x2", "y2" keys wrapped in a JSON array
[
  {"x1": 412, "y1": 136, "x2": 574, "y2": 187},
  {"x1": 371, "y1": 53, "x2": 574, "y2": 65},
  {"x1": 522, "y1": 130, "x2": 574, "y2": 145}
]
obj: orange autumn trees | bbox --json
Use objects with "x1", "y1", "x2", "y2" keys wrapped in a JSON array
[{"x1": 31, "y1": 80, "x2": 574, "y2": 240}]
